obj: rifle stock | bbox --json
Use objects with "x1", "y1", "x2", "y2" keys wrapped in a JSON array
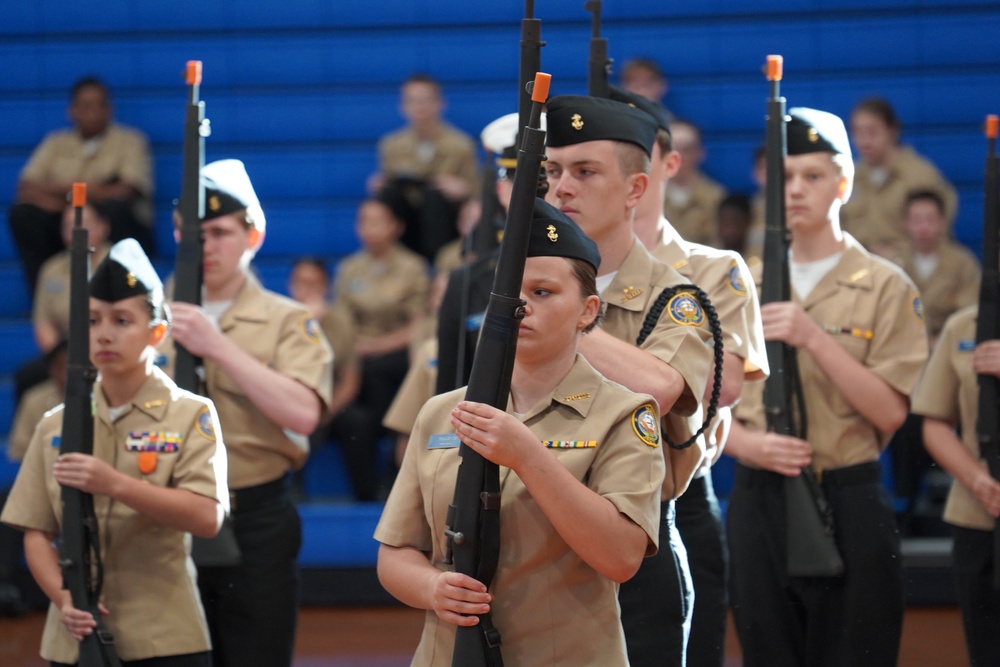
[
  {"x1": 174, "y1": 60, "x2": 207, "y2": 392},
  {"x1": 760, "y1": 56, "x2": 844, "y2": 578},
  {"x1": 584, "y1": 1, "x2": 611, "y2": 98},
  {"x1": 446, "y1": 72, "x2": 551, "y2": 667},
  {"x1": 975, "y1": 114, "x2": 1000, "y2": 589},
  {"x1": 59, "y1": 184, "x2": 122, "y2": 666}
]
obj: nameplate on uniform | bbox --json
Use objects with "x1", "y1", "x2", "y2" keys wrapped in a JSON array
[
  {"x1": 543, "y1": 440, "x2": 597, "y2": 449},
  {"x1": 428, "y1": 433, "x2": 461, "y2": 449},
  {"x1": 958, "y1": 338, "x2": 975, "y2": 352},
  {"x1": 466, "y1": 311, "x2": 486, "y2": 332},
  {"x1": 126, "y1": 431, "x2": 182, "y2": 453}
]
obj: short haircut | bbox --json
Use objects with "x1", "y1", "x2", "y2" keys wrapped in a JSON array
[
  {"x1": 621, "y1": 57, "x2": 665, "y2": 82},
  {"x1": 852, "y1": 97, "x2": 901, "y2": 133},
  {"x1": 293, "y1": 256, "x2": 330, "y2": 277},
  {"x1": 70, "y1": 76, "x2": 110, "y2": 103},
  {"x1": 654, "y1": 128, "x2": 673, "y2": 155},
  {"x1": 904, "y1": 188, "x2": 946, "y2": 217},
  {"x1": 613, "y1": 141, "x2": 651, "y2": 177},
  {"x1": 403, "y1": 73, "x2": 442, "y2": 96}
]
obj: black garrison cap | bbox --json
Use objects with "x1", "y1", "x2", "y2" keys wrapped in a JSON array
[
  {"x1": 607, "y1": 85, "x2": 671, "y2": 136},
  {"x1": 201, "y1": 159, "x2": 266, "y2": 233},
  {"x1": 787, "y1": 107, "x2": 852, "y2": 159},
  {"x1": 545, "y1": 95, "x2": 657, "y2": 157},
  {"x1": 90, "y1": 238, "x2": 163, "y2": 304},
  {"x1": 526, "y1": 197, "x2": 601, "y2": 272}
]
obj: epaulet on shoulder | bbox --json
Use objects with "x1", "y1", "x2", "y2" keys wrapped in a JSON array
[{"x1": 42, "y1": 403, "x2": 65, "y2": 420}]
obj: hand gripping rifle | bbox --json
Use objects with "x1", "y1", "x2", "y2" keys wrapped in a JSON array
[
  {"x1": 975, "y1": 114, "x2": 1000, "y2": 589},
  {"x1": 760, "y1": 56, "x2": 843, "y2": 578},
  {"x1": 59, "y1": 183, "x2": 123, "y2": 667},
  {"x1": 584, "y1": 0, "x2": 611, "y2": 98},
  {"x1": 444, "y1": 72, "x2": 551, "y2": 667}
]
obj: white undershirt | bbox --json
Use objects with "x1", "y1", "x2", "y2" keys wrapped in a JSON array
[
  {"x1": 202, "y1": 299, "x2": 233, "y2": 324},
  {"x1": 596, "y1": 272, "x2": 616, "y2": 296},
  {"x1": 790, "y1": 252, "x2": 843, "y2": 301},
  {"x1": 108, "y1": 404, "x2": 129, "y2": 422},
  {"x1": 912, "y1": 252, "x2": 940, "y2": 281}
]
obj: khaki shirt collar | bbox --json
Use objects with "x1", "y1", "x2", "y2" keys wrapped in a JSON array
[
  {"x1": 654, "y1": 219, "x2": 691, "y2": 270},
  {"x1": 799, "y1": 233, "x2": 873, "y2": 309},
  {"x1": 218, "y1": 272, "x2": 270, "y2": 331},
  {"x1": 516, "y1": 355, "x2": 604, "y2": 422},
  {"x1": 604, "y1": 236, "x2": 660, "y2": 314},
  {"x1": 94, "y1": 365, "x2": 174, "y2": 426}
]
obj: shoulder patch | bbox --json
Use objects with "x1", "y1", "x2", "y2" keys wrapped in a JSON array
[
  {"x1": 195, "y1": 406, "x2": 216, "y2": 441},
  {"x1": 666, "y1": 292, "x2": 705, "y2": 327},
  {"x1": 911, "y1": 294, "x2": 925, "y2": 326},
  {"x1": 631, "y1": 403, "x2": 661, "y2": 448},
  {"x1": 726, "y1": 261, "x2": 749, "y2": 297},
  {"x1": 301, "y1": 315, "x2": 323, "y2": 345}
]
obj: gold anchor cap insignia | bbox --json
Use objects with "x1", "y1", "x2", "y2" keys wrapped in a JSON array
[
  {"x1": 209, "y1": 195, "x2": 221, "y2": 211},
  {"x1": 126, "y1": 272, "x2": 137, "y2": 288},
  {"x1": 571, "y1": 113, "x2": 584, "y2": 130},
  {"x1": 546, "y1": 224, "x2": 558, "y2": 242},
  {"x1": 807, "y1": 128, "x2": 819, "y2": 143}
]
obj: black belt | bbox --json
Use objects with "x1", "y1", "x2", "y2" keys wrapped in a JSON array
[
  {"x1": 735, "y1": 461, "x2": 881, "y2": 489},
  {"x1": 231, "y1": 476, "x2": 289, "y2": 513}
]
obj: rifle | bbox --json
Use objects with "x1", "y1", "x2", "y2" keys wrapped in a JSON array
[
  {"x1": 445, "y1": 72, "x2": 551, "y2": 667},
  {"x1": 58, "y1": 183, "x2": 122, "y2": 667},
  {"x1": 975, "y1": 113, "x2": 1000, "y2": 589},
  {"x1": 174, "y1": 60, "x2": 208, "y2": 392},
  {"x1": 584, "y1": 0, "x2": 611, "y2": 98},
  {"x1": 759, "y1": 56, "x2": 844, "y2": 578}
]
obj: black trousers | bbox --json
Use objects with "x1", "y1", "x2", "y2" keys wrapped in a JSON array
[
  {"x1": 197, "y1": 478, "x2": 301, "y2": 667},
  {"x1": 618, "y1": 499, "x2": 692, "y2": 667},
  {"x1": 53, "y1": 652, "x2": 212, "y2": 667},
  {"x1": 675, "y1": 474, "x2": 728, "y2": 667},
  {"x1": 952, "y1": 525, "x2": 1000, "y2": 667},
  {"x1": 382, "y1": 177, "x2": 459, "y2": 264},
  {"x1": 728, "y1": 462, "x2": 903, "y2": 667}
]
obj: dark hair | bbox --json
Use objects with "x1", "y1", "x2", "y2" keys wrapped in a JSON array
[
  {"x1": 293, "y1": 256, "x2": 329, "y2": 277},
  {"x1": 70, "y1": 76, "x2": 110, "y2": 103},
  {"x1": 718, "y1": 193, "x2": 752, "y2": 218},
  {"x1": 654, "y1": 128, "x2": 673, "y2": 155},
  {"x1": 369, "y1": 189, "x2": 408, "y2": 226},
  {"x1": 852, "y1": 97, "x2": 901, "y2": 133},
  {"x1": 567, "y1": 258, "x2": 603, "y2": 334},
  {"x1": 903, "y1": 188, "x2": 946, "y2": 217},
  {"x1": 621, "y1": 57, "x2": 665, "y2": 82}
]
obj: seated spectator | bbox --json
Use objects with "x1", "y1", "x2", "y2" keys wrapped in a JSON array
[
  {"x1": 370, "y1": 73, "x2": 479, "y2": 263},
  {"x1": 9, "y1": 76, "x2": 154, "y2": 295},
  {"x1": 842, "y1": 97, "x2": 958, "y2": 257},
  {"x1": 662, "y1": 118, "x2": 727, "y2": 248},
  {"x1": 15, "y1": 203, "x2": 111, "y2": 403},
  {"x1": 716, "y1": 193, "x2": 755, "y2": 264},
  {"x1": 332, "y1": 194, "x2": 431, "y2": 494}
]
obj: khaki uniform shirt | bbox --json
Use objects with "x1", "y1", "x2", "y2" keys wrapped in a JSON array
[
  {"x1": 1, "y1": 368, "x2": 227, "y2": 663},
  {"x1": 911, "y1": 306, "x2": 994, "y2": 530},
  {"x1": 378, "y1": 123, "x2": 479, "y2": 197},
  {"x1": 320, "y1": 303, "x2": 358, "y2": 380},
  {"x1": 21, "y1": 124, "x2": 154, "y2": 226},
  {"x1": 162, "y1": 274, "x2": 333, "y2": 488},
  {"x1": 744, "y1": 193, "x2": 766, "y2": 263},
  {"x1": 735, "y1": 235, "x2": 928, "y2": 471},
  {"x1": 7, "y1": 379, "x2": 62, "y2": 462},
  {"x1": 375, "y1": 354, "x2": 664, "y2": 667},
  {"x1": 334, "y1": 244, "x2": 430, "y2": 339},
  {"x1": 892, "y1": 240, "x2": 980, "y2": 339},
  {"x1": 651, "y1": 222, "x2": 769, "y2": 475},
  {"x1": 33, "y1": 244, "x2": 110, "y2": 341},
  {"x1": 383, "y1": 337, "x2": 438, "y2": 435},
  {"x1": 599, "y1": 239, "x2": 714, "y2": 498},
  {"x1": 840, "y1": 145, "x2": 958, "y2": 255},
  {"x1": 662, "y1": 173, "x2": 726, "y2": 248}
]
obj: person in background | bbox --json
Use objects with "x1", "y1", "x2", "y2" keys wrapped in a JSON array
[
  {"x1": 724, "y1": 107, "x2": 928, "y2": 667},
  {"x1": 166, "y1": 159, "x2": 333, "y2": 667},
  {"x1": 842, "y1": 96, "x2": 958, "y2": 257},
  {"x1": 376, "y1": 199, "x2": 665, "y2": 667},
  {"x1": 913, "y1": 305, "x2": 1000, "y2": 667},
  {"x1": 2, "y1": 239, "x2": 227, "y2": 666},
  {"x1": 661, "y1": 119, "x2": 727, "y2": 248},
  {"x1": 371, "y1": 73, "x2": 480, "y2": 263},
  {"x1": 9, "y1": 77, "x2": 154, "y2": 295},
  {"x1": 716, "y1": 194, "x2": 755, "y2": 264}
]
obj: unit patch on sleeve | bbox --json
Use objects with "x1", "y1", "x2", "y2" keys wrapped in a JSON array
[
  {"x1": 726, "y1": 261, "x2": 749, "y2": 297},
  {"x1": 195, "y1": 406, "x2": 216, "y2": 441},
  {"x1": 667, "y1": 292, "x2": 705, "y2": 327},
  {"x1": 631, "y1": 403, "x2": 661, "y2": 448},
  {"x1": 301, "y1": 315, "x2": 323, "y2": 345}
]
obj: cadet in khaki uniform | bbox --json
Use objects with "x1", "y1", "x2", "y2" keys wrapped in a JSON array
[
  {"x1": 383, "y1": 336, "x2": 438, "y2": 466},
  {"x1": 376, "y1": 200, "x2": 665, "y2": 667},
  {"x1": 617, "y1": 85, "x2": 768, "y2": 667},
  {"x1": 544, "y1": 94, "x2": 713, "y2": 667},
  {"x1": 165, "y1": 160, "x2": 333, "y2": 667},
  {"x1": 2, "y1": 239, "x2": 227, "y2": 667},
  {"x1": 724, "y1": 108, "x2": 928, "y2": 667},
  {"x1": 661, "y1": 119, "x2": 727, "y2": 248},
  {"x1": 912, "y1": 306, "x2": 1000, "y2": 666},
  {"x1": 842, "y1": 97, "x2": 958, "y2": 257}
]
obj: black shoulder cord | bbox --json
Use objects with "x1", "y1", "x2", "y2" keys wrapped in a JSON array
[{"x1": 635, "y1": 284, "x2": 724, "y2": 450}]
